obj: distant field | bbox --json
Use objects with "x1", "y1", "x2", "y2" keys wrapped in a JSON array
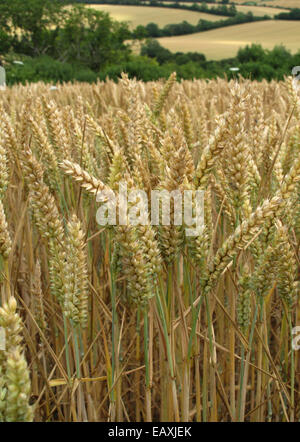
[
  {"x1": 157, "y1": 20, "x2": 300, "y2": 59},
  {"x1": 180, "y1": 3, "x2": 289, "y2": 16},
  {"x1": 217, "y1": 0, "x2": 300, "y2": 7},
  {"x1": 163, "y1": 0, "x2": 297, "y2": 8},
  {"x1": 86, "y1": 5, "x2": 226, "y2": 28},
  {"x1": 268, "y1": 0, "x2": 300, "y2": 6},
  {"x1": 232, "y1": 4, "x2": 289, "y2": 15}
]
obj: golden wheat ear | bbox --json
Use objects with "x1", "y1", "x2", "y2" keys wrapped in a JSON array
[
  {"x1": 0, "y1": 200, "x2": 11, "y2": 260},
  {"x1": 60, "y1": 159, "x2": 108, "y2": 195}
]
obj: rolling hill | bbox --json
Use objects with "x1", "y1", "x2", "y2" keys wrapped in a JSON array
[{"x1": 157, "y1": 19, "x2": 300, "y2": 59}]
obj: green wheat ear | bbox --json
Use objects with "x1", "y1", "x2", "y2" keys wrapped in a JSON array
[{"x1": 0, "y1": 298, "x2": 33, "y2": 422}]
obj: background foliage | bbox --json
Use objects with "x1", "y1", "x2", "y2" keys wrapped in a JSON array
[{"x1": 0, "y1": 0, "x2": 299, "y2": 84}]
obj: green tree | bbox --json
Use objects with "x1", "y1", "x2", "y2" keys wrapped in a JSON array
[
  {"x1": 133, "y1": 25, "x2": 149, "y2": 39},
  {"x1": 55, "y1": 6, "x2": 131, "y2": 69},
  {"x1": 0, "y1": 31, "x2": 12, "y2": 53},
  {"x1": 145, "y1": 23, "x2": 161, "y2": 37},
  {"x1": 0, "y1": 0, "x2": 67, "y2": 55},
  {"x1": 237, "y1": 44, "x2": 266, "y2": 63},
  {"x1": 141, "y1": 39, "x2": 172, "y2": 64}
]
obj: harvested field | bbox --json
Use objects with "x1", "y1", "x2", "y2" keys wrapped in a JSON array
[{"x1": 86, "y1": 4, "x2": 226, "y2": 27}]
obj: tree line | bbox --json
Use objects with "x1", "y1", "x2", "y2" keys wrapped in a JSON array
[{"x1": 132, "y1": 12, "x2": 267, "y2": 40}]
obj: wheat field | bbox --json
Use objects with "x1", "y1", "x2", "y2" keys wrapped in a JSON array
[{"x1": 0, "y1": 75, "x2": 300, "y2": 422}]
